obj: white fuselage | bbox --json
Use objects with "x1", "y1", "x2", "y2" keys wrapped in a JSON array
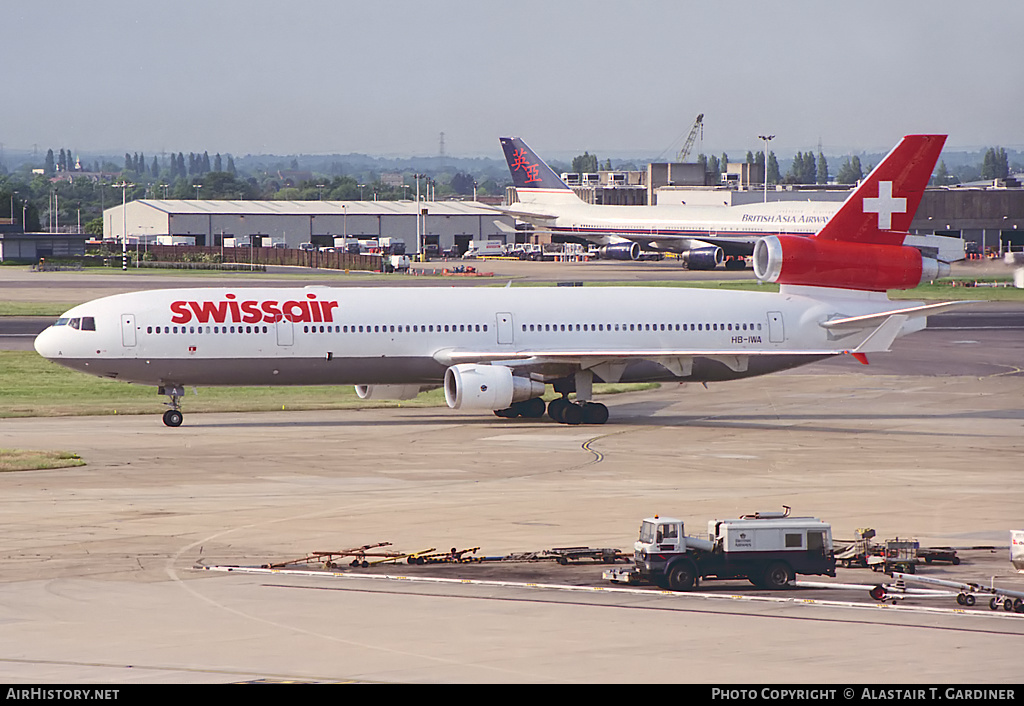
[
  {"x1": 508, "y1": 198, "x2": 841, "y2": 253},
  {"x1": 34, "y1": 284, "x2": 921, "y2": 389}
]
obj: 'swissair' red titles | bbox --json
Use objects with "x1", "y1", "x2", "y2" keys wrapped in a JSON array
[{"x1": 170, "y1": 293, "x2": 339, "y2": 325}]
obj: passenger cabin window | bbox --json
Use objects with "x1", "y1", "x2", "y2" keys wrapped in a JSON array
[{"x1": 785, "y1": 533, "x2": 803, "y2": 548}]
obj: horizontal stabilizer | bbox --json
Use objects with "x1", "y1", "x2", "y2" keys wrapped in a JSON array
[{"x1": 820, "y1": 301, "x2": 979, "y2": 331}]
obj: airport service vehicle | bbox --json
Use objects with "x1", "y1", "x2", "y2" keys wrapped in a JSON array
[
  {"x1": 608, "y1": 508, "x2": 836, "y2": 591},
  {"x1": 463, "y1": 240, "x2": 508, "y2": 259},
  {"x1": 35, "y1": 135, "x2": 969, "y2": 428},
  {"x1": 870, "y1": 572, "x2": 1024, "y2": 613},
  {"x1": 1010, "y1": 530, "x2": 1024, "y2": 573},
  {"x1": 386, "y1": 255, "x2": 411, "y2": 272},
  {"x1": 867, "y1": 538, "x2": 920, "y2": 574},
  {"x1": 499, "y1": 136, "x2": 963, "y2": 270}
]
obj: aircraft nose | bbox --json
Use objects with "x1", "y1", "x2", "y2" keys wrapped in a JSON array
[{"x1": 33, "y1": 326, "x2": 61, "y2": 359}]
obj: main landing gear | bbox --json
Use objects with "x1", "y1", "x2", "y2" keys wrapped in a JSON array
[
  {"x1": 547, "y1": 397, "x2": 609, "y2": 425},
  {"x1": 159, "y1": 385, "x2": 185, "y2": 427},
  {"x1": 493, "y1": 369, "x2": 610, "y2": 425}
]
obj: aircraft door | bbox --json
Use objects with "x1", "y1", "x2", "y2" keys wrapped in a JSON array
[
  {"x1": 496, "y1": 312, "x2": 514, "y2": 344},
  {"x1": 121, "y1": 314, "x2": 137, "y2": 347},
  {"x1": 276, "y1": 319, "x2": 294, "y2": 346},
  {"x1": 767, "y1": 311, "x2": 785, "y2": 343}
]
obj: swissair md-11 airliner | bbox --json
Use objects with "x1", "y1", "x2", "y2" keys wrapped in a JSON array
[{"x1": 34, "y1": 134, "x2": 966, "y2": 427}]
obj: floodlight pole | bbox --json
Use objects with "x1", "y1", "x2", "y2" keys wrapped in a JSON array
[
  {"x1": 758, "y1": 134, "x2": 774, "y2": 203},
  {"x1": 113, "y1": 181, "x2": 134, "y2": 271}
]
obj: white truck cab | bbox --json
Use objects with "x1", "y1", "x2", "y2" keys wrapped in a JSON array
[{"x1": 627, "y1": 509, "x2": 835, "y2": 591}]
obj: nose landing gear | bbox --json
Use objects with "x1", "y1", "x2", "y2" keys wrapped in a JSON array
[{"x1": 159, "y1": 385, "x2": 185, "y2": 427}]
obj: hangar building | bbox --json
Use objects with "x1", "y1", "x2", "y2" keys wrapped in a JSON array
[{"x1": 103, "y1": 200, "x2": 518, "y2": 256}]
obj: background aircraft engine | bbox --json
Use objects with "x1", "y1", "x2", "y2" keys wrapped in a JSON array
[
  {"x1": 354, "y1": 384, "x2": 422, "y2": 400},
  {"x1": 444, "y1": 364, "x2": 546, "y2": 411},
  {"x1": 598, "y1": 242, "x2": 641, "y2": 261},
  {"x1": 753, "y1": 235, "x2": 947, "y2": 292},
  {"x1": 681, "y1": 246, "x2": 724, "y2": 270}
]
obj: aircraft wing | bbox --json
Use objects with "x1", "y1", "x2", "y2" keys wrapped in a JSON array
[{"x1": 434, "y1": 347, "x2": 843, "y2": 382}]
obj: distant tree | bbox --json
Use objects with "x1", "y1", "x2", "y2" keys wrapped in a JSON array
[
  {"x1": 816, "y1": 151, "x2": 829, "y2": 184},
  {"x1": 707, "y1": 155, "x2": 721, "y2": 183},
  {"x1": 214, "y1": 153, "x2": 222, "y2": 172},
  {"x1": 753, "y1": 151, "x2": 765, "y2": 184},
  {"x1": 151, "y1": 156, "x2": 159, "y2": 178},
  {"x1": 139, "y1": 152, "x2": 146, "y2": 174},
  {"x1": 45, "y1": 149, "x2": 55, "y2": 175},
  {"x1": 981, "y1": 147, "x2": 1009, "y2": 180},
  {"x1": 226, "y1": 155, "x2": 236, "y2": 175},
  {"x1": 835, "y1": 155, "x2": 863, "y2": 184},
  {"x1": 766, "y1": 152, "x2": 781, "y2": 185},
  {"x1": 571, "y1": 152, "x2": 598, "y2": 173},
  {"x1": 786, "y1": 151, "x2": 816, "y2": 184},
  {"x1": 449, "y1": 172, "x2": 475, "y2": 195},
  {"x1": 84, "y1": 216, "x2": 104, "y2": 236},
  {"x1": 202, "y1": 151, "x2": 211, "y2": 173}
]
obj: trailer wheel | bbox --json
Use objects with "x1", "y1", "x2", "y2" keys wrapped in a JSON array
[
  {"x1": 762, "y1": 562, "x2": 794, "y2": 590},
  {"x1": 1014, "y1": 598, "x2": 1023, "y2": 613},
  {"x1": 869, "y1": 585, "x2": 887, "y2": 601},
  {"x1": 666, "y1": 562, "x2": 696, "y2": 591},
  {"x1": 965, "y1": 594, "x2": 976, "y2": 607},
  {"x1": 990, "y1": 598, "x2": 1001, "y2": 611}
]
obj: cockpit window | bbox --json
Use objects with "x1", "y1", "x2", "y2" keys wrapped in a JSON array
[{"x1": 58, "y1": 316, "x2": 96, "y2": 331}]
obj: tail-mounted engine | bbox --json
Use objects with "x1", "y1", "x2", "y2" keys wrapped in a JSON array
[
  {"x1": 753, "y1": 235, "x2": 947, "y2": 291},
  {"x1": 444, "y1": 364, "x2": 546, "y2": 410}
]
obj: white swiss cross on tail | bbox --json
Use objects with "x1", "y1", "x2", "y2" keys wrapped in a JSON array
[{"x1": 862, "y1": 181, "x2": 907, "y2": 231}]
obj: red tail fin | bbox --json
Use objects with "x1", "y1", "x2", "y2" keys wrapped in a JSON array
[{"x1": 815, "y1": 135, "x2": 946, "y2": 245}]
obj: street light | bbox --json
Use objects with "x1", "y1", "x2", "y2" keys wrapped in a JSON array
[
  {"x1": 413, "y1": 173, "x2": 428, "y2": 258},
  {"x1": 317, "y1": 184, "x2": 325, "y2": 201},
  {"x1": 112, "y1": 181, "x2": 134, "y2": 271},
  {"x1": 758, "y1": 134, "x2": 774, "y2": 203},
  {"x1": 194, "y1": 184, "x2": 203, "y2": 200}
]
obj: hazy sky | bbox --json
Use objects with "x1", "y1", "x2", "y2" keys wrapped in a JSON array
[{"x1": 6, "y1": 1, "x2": 1023, "y2": 159}]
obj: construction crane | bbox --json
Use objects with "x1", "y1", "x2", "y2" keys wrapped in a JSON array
[{"x1": 676, "y1": 113, "x2": 704, "y2": 163}]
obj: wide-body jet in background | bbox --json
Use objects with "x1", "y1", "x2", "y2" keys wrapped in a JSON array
[
  {"x1": 498, "y1": 136, "x2": 963, "y2": 269},
  {"x1": 35, "y1": 134, "x2": 966, "y2": 427}
]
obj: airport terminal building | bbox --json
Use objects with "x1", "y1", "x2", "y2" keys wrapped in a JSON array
[{"x1": 103, "y1": 199, "x2": 518, "y2": 256}]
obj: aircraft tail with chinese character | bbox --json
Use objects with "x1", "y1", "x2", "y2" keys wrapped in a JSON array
[{"x1": 499, "y1": 137, "x2": 584, "y2": 209}]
